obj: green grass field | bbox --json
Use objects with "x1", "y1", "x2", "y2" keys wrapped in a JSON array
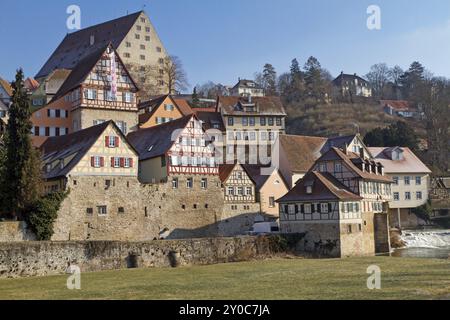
[{"x1": 0, "y1": 257, "x2": 449, "y2": 300}]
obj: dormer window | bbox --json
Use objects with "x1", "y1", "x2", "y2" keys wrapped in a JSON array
[{"x1": 306, "y1": 186, "x2": 313, "y2": 194}]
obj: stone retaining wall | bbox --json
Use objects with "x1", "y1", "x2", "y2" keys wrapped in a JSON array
[{"x1": 0, "y1": 235, "x2": 297, "y2": 278}]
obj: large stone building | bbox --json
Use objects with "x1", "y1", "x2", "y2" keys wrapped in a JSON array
[
  {"x1": 35, "y1": 11, "x2": 169, "y2": 97},
  {"x1": 31, "y1": 44, "x2": 139, "y2": 147},
  {"x1": 369, "y1": 147, "x2": 432, "y2": 229},
  {"x1": 278, "y1": 147, "x2": 393, "y2": 257}
]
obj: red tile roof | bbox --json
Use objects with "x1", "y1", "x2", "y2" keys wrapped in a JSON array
[
  {"x1": 278, "y1": 171, "x2": 362, "y2": 202},
  {"x1": 380, "y1": 100, "x2": 411, "y2": 111}
]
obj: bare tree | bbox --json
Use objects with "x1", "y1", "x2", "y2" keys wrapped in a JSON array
[
  {"x1": 388, "y1": 65, "x2": 404, "y2": 85},
  {"x1": 366, "y1": 63, "x2": 390, "y2": 98},
  {"x1": 162, "y1": 56, "x2": 189, "y2": 94}
]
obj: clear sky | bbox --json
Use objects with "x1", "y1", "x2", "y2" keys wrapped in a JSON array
[{"x1": 1, "y1": 0, "x2": 449, "y2": 91}]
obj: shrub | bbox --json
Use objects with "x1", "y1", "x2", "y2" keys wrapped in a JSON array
[{"x1": 25, "y1": 191, "x2": 68, "y2": 241}]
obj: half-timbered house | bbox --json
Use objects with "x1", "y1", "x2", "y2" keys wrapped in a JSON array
[
  {"x1": 278, "y1": 147, "x2": 393, "y2": 257},
  {"x1": 31, "y1": 43, "x2": 139, "y2": 147}
]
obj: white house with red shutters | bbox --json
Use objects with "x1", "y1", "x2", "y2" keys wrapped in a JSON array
[{"x1": 40, "y1": 120, "x2": 139, "y2": 193}]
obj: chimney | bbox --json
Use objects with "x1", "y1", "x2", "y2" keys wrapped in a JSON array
[
  {"x1": 344, "y1": 143, "x2": 348, "y2": 155},
  {"x1": 90, "y1": 35, "x2": 95, "y2": 46}
]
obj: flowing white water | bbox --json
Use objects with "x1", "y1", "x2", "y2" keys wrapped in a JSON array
[{"x1": 400, "y1": 229, "x2": 450, "y2": 249}]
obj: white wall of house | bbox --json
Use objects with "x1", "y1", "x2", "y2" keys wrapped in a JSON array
[{"x1": 389, "y1": 173, "x2": 430, "y2": 209}]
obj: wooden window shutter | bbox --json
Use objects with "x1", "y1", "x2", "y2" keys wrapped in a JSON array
[
  {"x1": 129, "y1": 158, "x2": 134, "y2": 168},
  {"x1": 115, "y1": 136, "x2": 120, "y2": 147},
  {"x1": 120, "y1": 158, "x2": 125, "y2": 168},
  {"x1": 100, "y1": 157, "x2": 105, "y2": 167},
  {"x1": 300, "y1": 204, "x2": 304, "y2": 213},
  {"x1": 328, "y1": 203, "x2": 332, "y2": 212},
  {"x1": 91, "y1": 157, "x2": 95, "y2": 167},
  {"x1": 317, "y1": 204, "x2": 322, "y2": 213},
  {"x1": 111, "y1": 157, "x2": 115, "y2": 167},
  {"x1": 105, "y1": 136, "x2": 109, "y2": 147},
  {"x1": 294, "y1": 205, "x2": 299, "y2": 213}
]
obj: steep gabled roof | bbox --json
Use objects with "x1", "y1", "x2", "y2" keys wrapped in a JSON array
[
  {"x1": 50, "y1": 43, "x2": 137, "y2": 103},
  {"x1": 317, "y1": 147, "x2": 392, "y2": 183},
  {"x1": 0, "y1": 78, "x2": 13, "y2": 97},
  {"x1": 368, "y1": 147, "x2": 431, "y2": 174},
  {"x1": 277, "y1": 171, "x2": 362, "y2": 203},
  {"x1": 380, "y1": 100, "x2": 412, "y2": 111},
  {"x1": 219, "y1": 163, "x2": 238, "y2": 183},
  {"x1": 332, "y1": 73, "x2": 370, "y2": 86},
  {"x1": 280, "y1": 134, "x2": 328, "y2": 173},
  {"x1": 138, "y1": 95, "x2": 194, "y2": 125},
  {"x1": 242, "y1": 164, "x2": 289, "y2": 191},
  {"x1": 127, "y1": 115, "x2": 194, "y2": 161},
  {"x1": 217, "y1": 96, "x2": 286, "y2": 116},
  {"x1": 196, "y1": 111, "x2": 225, "y2": 132},
  {"x1": 232, "y1": 79, "x2": 263, "y2": 90},
  {"x1": 36, "y1": 11, "x2": 143, "y2": 79},
  {"x1": 40, "y1": 121, "x2": 114, "y2": 179}
]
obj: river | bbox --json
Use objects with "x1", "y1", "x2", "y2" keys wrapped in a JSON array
[{"x1": 392, "y1": 229, "x2": 450, "y2": 259}]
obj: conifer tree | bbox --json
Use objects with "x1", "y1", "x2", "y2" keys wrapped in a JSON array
[
  {"x1": 192, "y1": 86, "x2": 200, "y2": 108},
  {"x1": 0, "y1": 69, "x2": 42, "y2": 219}
]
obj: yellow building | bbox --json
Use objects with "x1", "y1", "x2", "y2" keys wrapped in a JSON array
[{"x1": 138, "y1": 95, "x2": 193, "y2": 129}]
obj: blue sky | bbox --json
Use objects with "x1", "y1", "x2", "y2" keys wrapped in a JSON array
[{"x1": 1, "y1": 0, "x2": 449, "y2": 91}]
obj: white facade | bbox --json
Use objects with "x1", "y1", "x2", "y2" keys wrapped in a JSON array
[{"x1": 389, "y1": 174, "x2": 430, "y2": 209}]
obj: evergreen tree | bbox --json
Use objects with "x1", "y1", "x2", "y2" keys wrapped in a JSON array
[
  {"x1": 192, "y1": 86, "x2": 200, "y2": 108},
  {"x1": 290, "y1": 58, "x2": 302, "y2": 81},
  {"x1": 262, "y1": 64, "x2": 277, "y2": 96},
  {"x1": 363, "y1": 121, "x2": 419, "y2": 150},
  {"x1": 400, "y1": 61, "x2": 425, "y2": 100},
  {"x1": 1, "y1": 69, "x2": 42, "y2": 219},
  {"x1": 303, "y1": 56, "x2": 329, "y2": 103}
]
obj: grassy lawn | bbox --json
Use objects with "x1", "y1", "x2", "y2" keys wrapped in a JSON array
[{"x1": 0, "y1": 257, "x2": 449, "y2": 300}]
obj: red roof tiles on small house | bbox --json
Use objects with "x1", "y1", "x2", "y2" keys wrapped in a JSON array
[{"x1": 0, "y1": 78, "x2": 13, "y2": 97}]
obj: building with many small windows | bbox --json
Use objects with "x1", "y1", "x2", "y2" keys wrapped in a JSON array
[
  {"x1": 369, "y1": 147, "x2": 432, "y2": 229},
  {"x1": 35, "y1": 11, "x2": 169, "y2": 96},
  {"x1": 278, "y1": 147, "x2": 393, "y2": 257}
]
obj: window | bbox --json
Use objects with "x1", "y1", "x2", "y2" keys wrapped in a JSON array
[
  {"x1": 145, "y1": 36, "x2": 151, "y2": 41},
  {"x1": 260, "y1": 132, "x2": 268, "y2": 141},
  {"x1": 85, "y1": 89, "x2": 97, "y2": 100},
  {"x1": 276, "y1": 118, "x2": 282, "y2": 126},
  {"x1": 227, "y1": 186, "x2": 234, "y2": 195},
  {"x1": 347, "y1": 225, "x2": 352, "y2": 233},
  {"x1": 319, "y1": 163, "x2": 327, "y2": 172},
  {"x1": 136, "y1": 25, "x2": 142, "y2": 31},
  {"x1": 250, "y1": 132, "x2": 256, "y2": 141},
  {"x1": 334, "y1": 162, "x2": 343, "y2": 173},
  {"x1": 92, "y1": 156, "x2": 102, "y2": 168},
  {"x1": 321, "y1": 203, "x2": 329, "y2": 213},
  {"x1": 140, "y1": 55, "x2": 146, "y2": 60},
  {"x1": 97, "y1": 206, "x2": 107, "y2": 215},
  {"x1": 404, "y1": 176, "x2": 411, "y2": 185},
  {"x1": 86, "y1": 208, "x2": 93, "y2": 215},
  {"x1": 416, "y1": 192, "x2": 423, "y2": 200},
  {"x1": 164, "y1": 104, "x2": 174, "y2": 111},
  {"x1": 140, "y1": 17, "x2": 146, "y2": 23},
  {"x1": 304, "y1": 204, "x2": 312, "y2": 214},
  {"x1": 405, "y1": 192, "x2": 411, "y2": 201},
  {"x1": 288, "y1": 205, "x2": 296, "y2": 214},
  {"x1": 172, "y1": 178, "x2": 179, "y2": 189},
  {"x1": 124, "y1": 158, "x2": 131, "y2": 168},
  {"x1": 393, "y1": 176, "x2": 399, "y2": 185},
  {"x1": 260, "y1": 117, "x2": 266, "y2": 126},
  {"x1": 393, "y1": 192, "x2": 399, "y2": 201},
  {"x1": 416, "y1": 176, "x2": 422, "y2": 185},
  {"x1": 116, "y1": 121, "x2": 127, "y2": 135},
  {"x1": 118, "y1": 207, "x2": 125, "y2": 214},
  {"x1": 123, "y1": 92, "x2": 133, "y2": 103},
  {"x1": 108, "y1": 136, "x2": 118, "y2": 148},
  {"x1": 145, "y1": 27, "x2": 151, "y2": 32},
  {"x1": 201, "y1": 178, "x2": 207, "y2": 189},
  {"x1": 306, "y1": 186, "x2": 313, "y2": 194},
  {"x1": 246, "y1": 187, "x2": 253, "y2": 195},
  {"x1": 156, "y1": 47, "x2": 162, "y2": 52},
  {"x1": 123, "y1": 53, "x2": 131, "y2": 58},
  {"x1": 249, "y1": 117, "x2": 255, "y2": 126},
  {"x1": 269, "y1": 197, "x2": 275, "y2": 208},
  {"x1": 237, "y1": 187, "x2": 244, "y2": 196},
  {"x1": 125, "y1": 42, "x2": 131, "y2": 48},
  {"x1": 113, "y1": 157, "x2": 121, "y2": 168},
  {"x1": 228, "y1": 117, "x2": 234, "y2": 126},
  {"x1": 135, "y1": 34, "x2": 140, "y2": 40},
  {"x1": 187, "y1": 178, "x2": 193, "y2": 189}
]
